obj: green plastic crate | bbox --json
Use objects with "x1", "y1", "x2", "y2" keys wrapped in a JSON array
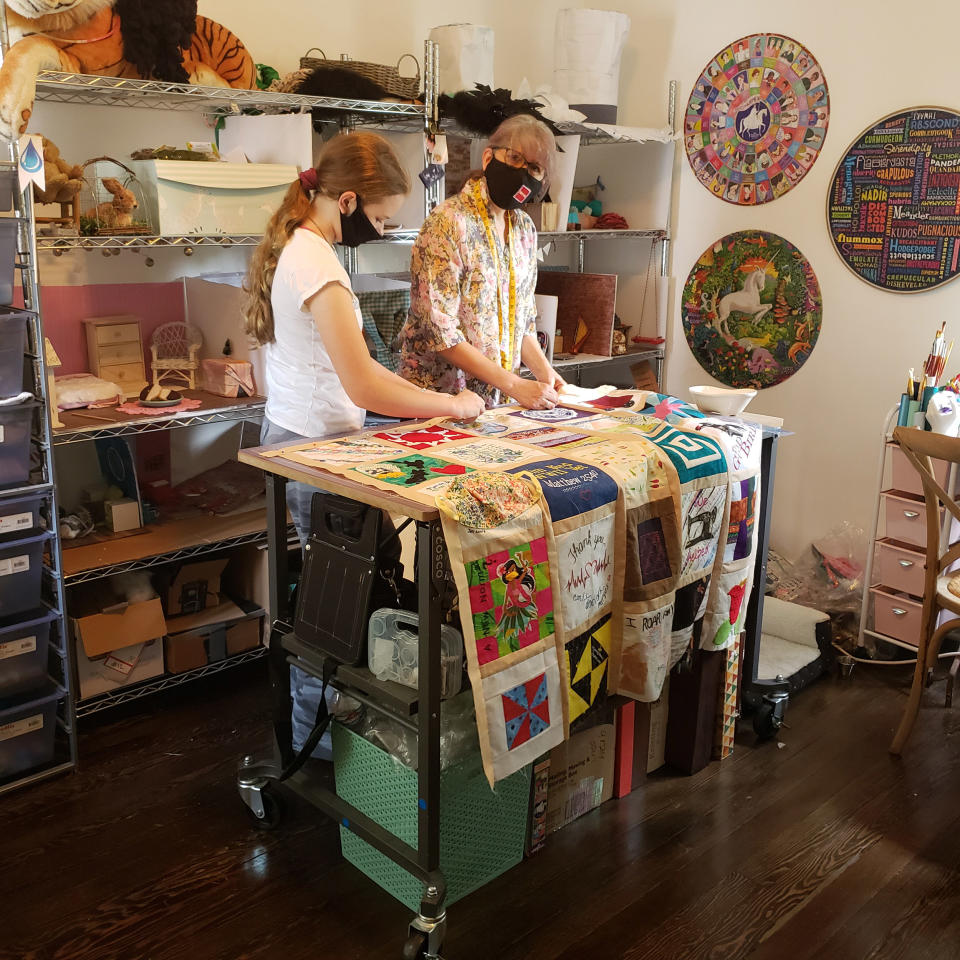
[{"x1": 332, "y1": 722, "x2": 531, "y2": 911}]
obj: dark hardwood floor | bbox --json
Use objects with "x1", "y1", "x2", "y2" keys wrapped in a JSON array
[{"x1": 2, "y1": 659, "x2": 959, "y2": 960}]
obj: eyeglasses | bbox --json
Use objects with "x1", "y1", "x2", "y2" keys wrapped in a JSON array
[{"x1": 491, "y1": 146, "x2": 546, "y2": 181}]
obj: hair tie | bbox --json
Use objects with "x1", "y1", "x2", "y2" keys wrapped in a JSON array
[{"x1": 299, "y1": 168, "x2": 319, "y2": 192}]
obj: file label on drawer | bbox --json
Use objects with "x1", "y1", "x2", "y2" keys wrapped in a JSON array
[
  {"x1": 0, "y1": 635, "x2": 36, "y2": 660},
  {"x1": 0, "y1": 712, "x2": 42, "y2": 742},
  {"x1": 0, "y1": 554, "x2": 30, "y2": 577},
  {"x1": 0, "y1": 511, "x2": 33, "y2": 534}
]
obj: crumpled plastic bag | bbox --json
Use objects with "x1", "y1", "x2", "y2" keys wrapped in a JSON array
[
  {"x1": 342, "y1": 690, "x2": 479, "y2": 772},
  {"x1": 767, "y1": 521, "x2": 866, "y2": 615}
]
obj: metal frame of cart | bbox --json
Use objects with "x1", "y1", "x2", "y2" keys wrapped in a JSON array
[{"x1": 236, "y1": 441, "x2": 449, "y2": 959}]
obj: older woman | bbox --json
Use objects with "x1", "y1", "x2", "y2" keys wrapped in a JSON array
[{"x1": 398, "y1": 114, "x2": 565, "y2": 410}]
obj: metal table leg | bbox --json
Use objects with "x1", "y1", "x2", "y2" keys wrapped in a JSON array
[{"x1": 267, "y1": 472, "x2": 295, "y2": 767}]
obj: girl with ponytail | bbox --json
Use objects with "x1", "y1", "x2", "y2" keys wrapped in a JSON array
[{"x1": 243, "y1": 131, "x2": 484, "y2": 543}]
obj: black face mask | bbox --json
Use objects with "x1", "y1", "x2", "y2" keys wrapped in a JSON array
[
  {"x1": 484, "y1": 158, "x2": 542, "y2": 210},
  {"x1": 339, "y1": 196, "x2": 381, "y2": 247}
]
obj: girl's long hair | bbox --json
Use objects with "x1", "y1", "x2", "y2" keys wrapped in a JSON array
[{"x1": 243, "y1": 131, "x2": 410, "y2": 345}]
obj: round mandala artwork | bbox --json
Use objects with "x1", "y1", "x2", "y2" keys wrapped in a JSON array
[
  {"x1": 682, "y1": 230, "x2": 822, "y2": 389},
  {"x1": 520, "y1": 407, "x2": 580, "y2": 422},
  {"x1": 684, "y1": 34, "x2": 829, "y2": 205},
  {"x1": 827, "y1": 107, "x2": 960, "y2": 293}
]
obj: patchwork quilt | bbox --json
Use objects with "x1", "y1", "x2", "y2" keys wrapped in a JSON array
[{"x1": 263, "y1": 391, "x2": 762, "y2": 786}]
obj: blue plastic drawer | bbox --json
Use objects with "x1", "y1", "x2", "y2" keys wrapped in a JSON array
[
  {"x1": 0, "y1": 531, "x2": 51, "y2": 620},
  {"x1": 0, "y1": 681, "x2": 62, "y2": 779},
  {"x1": 0, "y1": 607, "x2": 55, "y2": 699}
]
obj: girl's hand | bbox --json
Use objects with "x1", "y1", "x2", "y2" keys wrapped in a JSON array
[
  {"x1": 450, "y1": 389, "x2": 486, "y2": 421},
  {"x1": 512, "y1": 377, "x2": 559, "y2": 410}
]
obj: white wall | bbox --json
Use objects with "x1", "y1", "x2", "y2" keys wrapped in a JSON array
[
  {"x1": 33, "y1": 0, "x2": 960, "y2": 559},
  {"x1": 653, "y1": 0, "x2": 960, "y2": 561}
]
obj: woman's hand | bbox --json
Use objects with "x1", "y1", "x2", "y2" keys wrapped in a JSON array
[
  {"x1": 511, "y1": 377, "x2": 559, "y2": 410},
  {"x1": 543, "y1": 369, "x2": 567, "y2": 393},
  {"x1": 449, "y1": 389, "x2": 486, "y2": 421}
]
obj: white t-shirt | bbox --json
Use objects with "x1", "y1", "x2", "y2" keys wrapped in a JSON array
[{"x1": 264, "y1": 228, "x2": 366, "y2": 438}]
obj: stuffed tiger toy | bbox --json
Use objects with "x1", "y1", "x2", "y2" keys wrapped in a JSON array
[{"x1": 0, "y1": 0, "x2": 255, "y2": 139}]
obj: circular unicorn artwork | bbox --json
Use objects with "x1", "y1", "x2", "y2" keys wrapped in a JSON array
[
  {"x1": 684, "y1": 34, "x2": 829, "y2": 205},
  {"x1": 682, "y1": 231, "x2": 822, "y2": 389}
]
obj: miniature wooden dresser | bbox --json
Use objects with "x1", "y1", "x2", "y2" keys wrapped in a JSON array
[{"x1": 83, "y1": 315, "x2": 147, "y2": 399}]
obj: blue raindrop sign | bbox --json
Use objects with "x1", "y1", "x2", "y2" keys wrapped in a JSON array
[{"x1": 20, "y1": 138, "x2": 42, "y2": 173}]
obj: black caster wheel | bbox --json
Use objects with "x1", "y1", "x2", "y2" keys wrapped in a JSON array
[
  {"x1": 753, "y1": 702, "x2": 780, "y2": 740},
  {"x1": 247, "y1": 788, "x2": 284, "y2": 831},
  {"x1": 401, "y1": 933, "x2": 427, "y2": 959}
]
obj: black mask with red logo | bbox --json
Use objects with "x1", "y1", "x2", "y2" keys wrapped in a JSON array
[{"x1": 484, "y1": 158, "x2": 541, "y2": 210}]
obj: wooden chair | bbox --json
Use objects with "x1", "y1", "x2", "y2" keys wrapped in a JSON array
[
  {"x1": 889, "y1": 426, "x2": 960, "y2": 753},
  {"x1": 150, "y1": 322, "x2": 202, "y2": 390}
]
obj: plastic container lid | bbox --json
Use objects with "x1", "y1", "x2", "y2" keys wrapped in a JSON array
[
  {"x1": 0, "y1": 679, "x2": 64, "y2": 718},
  {"x1": 0, "y1": 605, "x2": 57, "y2": 637}
]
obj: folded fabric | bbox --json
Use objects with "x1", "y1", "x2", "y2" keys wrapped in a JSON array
[{"x1": 56, "y1": 373, "x2": 122, "y2": 409}]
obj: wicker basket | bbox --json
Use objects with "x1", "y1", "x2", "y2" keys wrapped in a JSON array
[
  {"x1": 299, "y1": 48, "x2": 421, "y2": 99},
  {"x1": 332, "y1": 722, "x2": 531, "y2": 911}
]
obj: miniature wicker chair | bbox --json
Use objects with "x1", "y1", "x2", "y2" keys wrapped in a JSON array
[{"x1": 151, "y1": 322, "x2": 202, "y2": 390}]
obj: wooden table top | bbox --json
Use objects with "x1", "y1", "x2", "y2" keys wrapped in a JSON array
[{"x1": 239, "y1": 434, "x2": 441, "y2": 523}]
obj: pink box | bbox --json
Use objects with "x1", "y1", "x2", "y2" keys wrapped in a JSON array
[
  {"x1": 889, "y1": 443, "x2": 950, "y2": 497},
  {"x1": 199, "y1": 358, "x2": 256, "y2": 398},
  {"x1": 883, "y1": 492, "x2": 937, "y2": 548},
  {"x1": 871, "y1": 586, "x2": 922, "y2": 647},
  {"x1": 876, "y1": 540, "x2": 926, "y2": 598}
]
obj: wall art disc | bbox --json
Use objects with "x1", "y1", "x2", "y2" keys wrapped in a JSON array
[
  {"x1": 684, "y1": 33, "x2": 829, "y2": 205},
  {"x1": 827, "y1": 107, "x2": 960, "y2": 293},
  {"x1": 682, "y1": 230, "x2": 822, "y2": 389}
]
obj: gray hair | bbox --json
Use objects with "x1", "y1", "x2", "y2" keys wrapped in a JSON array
[{"x1": 488, "y1": 114, "x2": 557, "y2": 182}]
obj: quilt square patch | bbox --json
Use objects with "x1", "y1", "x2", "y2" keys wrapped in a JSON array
[
  {"x1": 567, "y1": 614, "x2": 611, "y2": 726},
  {"x1": 443, "y1": 440, "x2": 536, "y2": 468},
  {"x1": 637, "y1": 517, "x2": 672, "y2": 584},
  {"x1": 465, "y1": 539, "x2": 554, "y2": 665},
  {"x1": 502, "y1": 673, "x2": 551, "y2": 750},
  {"x1": 374, "y1": 426, "x2": 474, "y2": 450},
  {"x1": 557, "y1": 515, "x2": 616, "y2": 633},
  {"x1": 680, "y1": 485, "x2": 725, "y2": 578},
  {"x1": 509, "y1": 406, "x2": 600, "y2": 424},
  {"x1": 725, "y1": 476, "x2": 757, "y2": 562},
  {"x1": 637, "y1": 393, "x2": 706, "y2": 423},
  {"x1": 512, "y1": 458, "x2": 619, "y2": 522},
  {"x1": 641, "y1": 422, "x2": 728, "y2": 484},
  {"x1": 353, "y1": 454, "x2": 473, "y2": 487}
]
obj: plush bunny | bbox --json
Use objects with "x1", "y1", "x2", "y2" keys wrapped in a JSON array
[{"x1": 85, "y1": 177, "x2": 138, "y2": 229}]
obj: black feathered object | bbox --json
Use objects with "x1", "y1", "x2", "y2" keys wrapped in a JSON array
[
  {"x1": 115, "y1": 0, "x2": 198, "y2": 84},
  {"x1": 292, "y1": 67, "x2": 393, "y2": 131},
  {"x1": 438, "y1": 84, "x2": 565, "y2": 138}
]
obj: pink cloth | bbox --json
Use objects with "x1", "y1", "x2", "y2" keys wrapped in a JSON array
[{"x1": 116, "y1": 397, "x2": 204, "y2": 416}]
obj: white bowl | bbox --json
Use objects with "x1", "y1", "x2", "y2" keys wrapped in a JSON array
[{"x1": 688, "y1": 385, "x2": 757, "y2": 417}]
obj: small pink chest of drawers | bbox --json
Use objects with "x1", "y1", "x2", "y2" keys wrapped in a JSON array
[{"x1": 867, "y1": 442, "x2": 951, "y2": 649}]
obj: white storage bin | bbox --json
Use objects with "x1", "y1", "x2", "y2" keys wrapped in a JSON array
[
  {"x1": 367, "y1": 609, "x2": 463, "y2": 698},
  {"x1": 132, "y1": 160, "x2": 299, "y2": 236}
]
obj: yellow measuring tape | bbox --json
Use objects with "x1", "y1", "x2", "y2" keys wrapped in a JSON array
[{"x1": 470, "y1": 178, "x2": 517, "y2": 371}]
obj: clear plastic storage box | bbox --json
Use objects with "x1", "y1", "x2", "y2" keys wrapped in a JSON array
[
  {"x1": 367, "y1": 608, "x2": 463, "y2": 699},
  {"x1": 0, "y1": 311, "x2": 26, "y2": 398},
  {"x1": 0, "y1": 607, "x2": 55, "y2": 699},
  {"x1": 0, "y1": 219, "x2": 17, "y2": 307},
  {"x1": 0, "y1": 681, "x2": 62, "y2": 779}
]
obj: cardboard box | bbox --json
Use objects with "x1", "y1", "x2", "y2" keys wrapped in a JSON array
[
  {"x1": 226, "y1": 616, "x2": 263, "y2": 655},
  {"x1": 648, "y1": 675, "x2": 670, "y2": 773},
  {"x1": 164, "y1": 599, "x2": 262, "y2": 673},
  {"x1": 166, "y1": 558, "x2": 228, "y2": 616},
  {"x1": 105, "y1": 497, "x2": 142, "y2": 533},
  {"x1": 199, "y1": 358, "x2": 256, "y2": 398},
  {"x1": 75, "y1": 635, "x2": 164, "y2": 699},
  {"x1": 544, "y1": 720, "x2": 615, "y2": 835},
  {"x1": 72, "y1": 595, "x2": 167, "y2": 659},
  {"x1": 132, "y1": 160, "x2": 298, "y2": 235}
]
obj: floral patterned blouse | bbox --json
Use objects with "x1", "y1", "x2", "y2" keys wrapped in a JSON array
[{"x1": 398, "y1": 177, "x2": 538, "y2": 406}]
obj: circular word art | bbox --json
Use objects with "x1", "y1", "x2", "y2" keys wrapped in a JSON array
[
  {"x1": 827, "y1": 107, "x2": 960, "y2": 293},
  {"x1": 682, "y1": 230, "x2": 822, "y2": 389},
  {"x1": 684, "y1": 33, "x2": 829, "y2": 205}
]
